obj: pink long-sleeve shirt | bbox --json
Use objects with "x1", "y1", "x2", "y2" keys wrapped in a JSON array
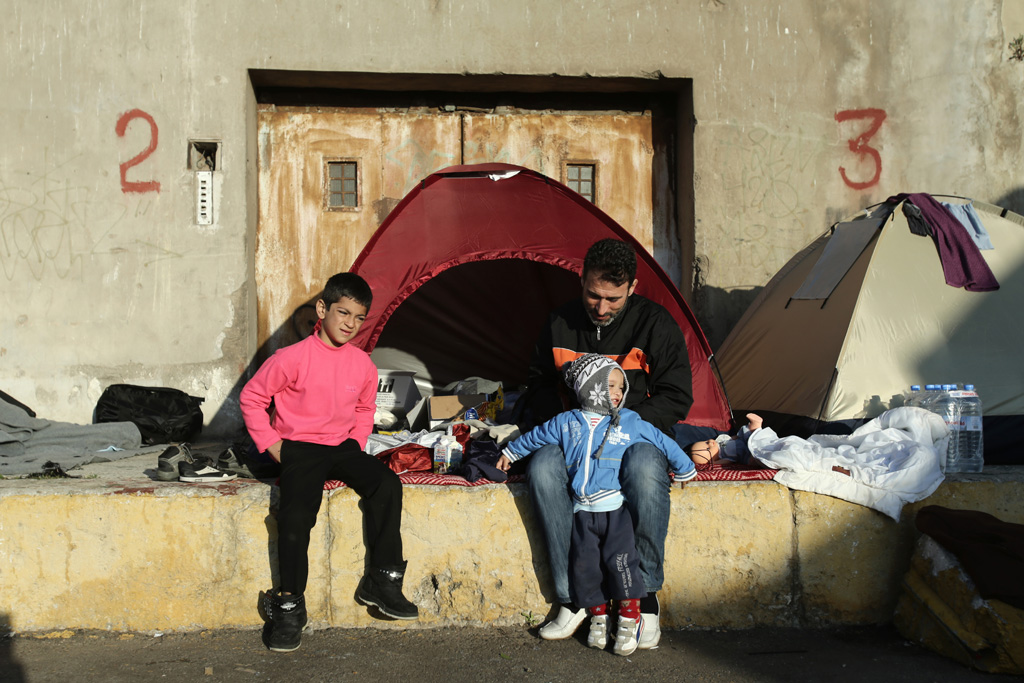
[{"x1": 240, "y1": 327, "x2": 378, "y2": 453}]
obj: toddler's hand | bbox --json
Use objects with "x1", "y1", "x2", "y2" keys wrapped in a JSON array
[{"x1": 496, "y1": 455, "x2": 512, "y2": 472}]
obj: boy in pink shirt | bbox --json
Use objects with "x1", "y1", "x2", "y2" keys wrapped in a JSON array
[{"x1": 240, "y1": 273, "x2": 417, "y2": 652}]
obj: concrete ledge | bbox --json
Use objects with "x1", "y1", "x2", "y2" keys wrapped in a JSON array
[{"x1": 1, "y1": 455, "x2": 1021, "y2": 633}]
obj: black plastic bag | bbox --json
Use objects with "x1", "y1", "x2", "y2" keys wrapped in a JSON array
[{"x1": 94, "y1": 384, "x2": 205, "y2": 445}]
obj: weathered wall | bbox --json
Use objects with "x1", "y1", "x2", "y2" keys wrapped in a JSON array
[{"x1": 3, "y1": 1, "x2": 1023, "y2": 429}]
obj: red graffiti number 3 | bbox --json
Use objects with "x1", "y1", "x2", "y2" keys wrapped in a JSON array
[
  {"x1": 835, "y1": 108, "x2": 886, "y2": 190},
  {"x1": 115, "y1": 109, "x2": 161, "y2": 193}
]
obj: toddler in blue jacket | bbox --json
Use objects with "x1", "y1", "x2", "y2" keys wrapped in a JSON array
[{"x1": 497, "y1": 353, "x2": 697, "y2": 656}]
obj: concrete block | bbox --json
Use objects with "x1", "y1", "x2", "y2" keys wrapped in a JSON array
[
  {"x1": 0, "y1": 479, "x2": 274, "y2": 632},
  {"x1": 794, "y1": 491, "x2": 916, "y2": 625},
  {"x1": 664, "y1": 482, "x2": 797, "y2": 629}
]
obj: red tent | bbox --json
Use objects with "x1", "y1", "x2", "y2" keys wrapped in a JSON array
[{"x1": 351, "y1": 163, "x2": 730, "y2": 429}]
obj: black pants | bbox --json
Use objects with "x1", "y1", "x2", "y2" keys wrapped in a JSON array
[
  {"x1": 277, "y1": 439, "x2": 404, "y2": 594},
  {"x1": 570, "y1": 506, "x2": 647, "y2": 608}
]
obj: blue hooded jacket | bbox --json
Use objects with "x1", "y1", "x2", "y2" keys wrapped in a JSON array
[{"x1": 502, "y1": 407, "x2": 697, "y2": 512}]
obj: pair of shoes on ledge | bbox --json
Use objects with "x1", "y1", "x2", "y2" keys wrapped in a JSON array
[{"x1": 156, "y1": 443, "x2": 236, "y2": 483}]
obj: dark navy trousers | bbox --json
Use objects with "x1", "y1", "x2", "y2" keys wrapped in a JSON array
[{"x1": 570, "y1": 505, "x2": 647, "y2": 608}]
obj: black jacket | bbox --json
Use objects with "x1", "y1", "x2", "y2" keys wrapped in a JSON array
[{"x1": 522, "y1": 294, "x2": 693, "y2": 433}]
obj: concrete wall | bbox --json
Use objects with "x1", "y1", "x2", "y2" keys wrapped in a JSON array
[
  {"x1": 2, "y1": 463, "x2": 1022, "y2": 633},
  {"x1": 3, "y1": 1, "x2": 1024, "y2": 431}
]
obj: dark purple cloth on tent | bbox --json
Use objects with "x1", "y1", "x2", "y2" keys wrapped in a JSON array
[
  {"x1": 915, "y1": 505, "x2": 1024, "y2": 610},
  {"x1": 887, "y1": 193, "x2": 999, "y2": 292}
]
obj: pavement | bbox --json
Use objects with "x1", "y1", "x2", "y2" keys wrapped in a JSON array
[{"x1": 2, "y1": 623, "x2": 1017, "y2": 683}]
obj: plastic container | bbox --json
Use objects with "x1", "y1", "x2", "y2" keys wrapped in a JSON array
[
  {"x1": 926, "y1": 384, "x2": 961, "y2": 472},
  {"x1": 432, "y1": 435, "x2": 463, "y2": 474},
  {"x1": 954, "y1": 384, "x2": 984, "y2": 473},
  {"x1": 905, "y1": 385, "x2": 922, "y2": 407}
]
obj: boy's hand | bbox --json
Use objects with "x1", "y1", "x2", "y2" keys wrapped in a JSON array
[
  {"x1": 496, "y1": 455, "x2": 512, "y2": 472},
  {"x1": 267, "y1": 440, "x2": 284, "y2": 463},
  {"x1": 746, "y1": 413, "x2": 763, "y2": 431}
]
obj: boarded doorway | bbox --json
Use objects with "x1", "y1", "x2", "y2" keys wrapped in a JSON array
[{"x1": 252, "y1": 76, "x2": 691, "y2": 357}]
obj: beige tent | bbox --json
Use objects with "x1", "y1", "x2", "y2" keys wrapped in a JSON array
[{"x1": 716, "y1": 197, "x2": 1024, "y2": 464}]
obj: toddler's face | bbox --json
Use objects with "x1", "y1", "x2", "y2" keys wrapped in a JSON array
[
  {"x1": 608, "y1": 369, "x2": 625, "y2": 408},
  {"x1": 688, "y1": 438, "x2": 720, "y2": 466}
]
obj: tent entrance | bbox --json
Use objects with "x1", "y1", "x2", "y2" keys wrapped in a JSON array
[{"x1": 369, "y1": 260, "x2": 580, "y2": 392}]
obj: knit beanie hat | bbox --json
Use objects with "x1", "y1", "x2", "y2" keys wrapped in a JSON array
[
  {"x1": 563, "y1": 353, "x2": 630, "y2": 418},
  {"x1": 563, "y1": 354, "x2": 630, "y2": 460}
]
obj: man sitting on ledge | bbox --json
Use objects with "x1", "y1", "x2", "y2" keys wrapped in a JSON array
[{"x1": 518, "y1": 238, "x2": 695, "y2": 649}]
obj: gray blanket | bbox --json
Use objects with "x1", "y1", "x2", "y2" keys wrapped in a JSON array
[{"x1": 0, "y1": 399, "x2": 155, "y2": 475}]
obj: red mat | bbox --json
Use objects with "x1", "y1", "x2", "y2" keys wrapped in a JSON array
[{"x1": 322, "y1": 462, "x2": 773, "y2": 490}]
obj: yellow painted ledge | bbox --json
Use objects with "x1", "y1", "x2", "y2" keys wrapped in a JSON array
[{"x1": 1, "y1": 456, "x2": 1021, "y2": 633}]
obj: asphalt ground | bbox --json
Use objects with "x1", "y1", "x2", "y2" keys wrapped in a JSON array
[{"x1": 2, "y1": 623, "x2": 1016, "y2": 683}]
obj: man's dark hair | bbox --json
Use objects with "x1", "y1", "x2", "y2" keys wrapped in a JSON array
[
  {"x1": 321, "y1": 272, "x2": 373, "y2": 310},
  {"x1": 583, "y1": 239, "x2": 637, "y2": 287}
]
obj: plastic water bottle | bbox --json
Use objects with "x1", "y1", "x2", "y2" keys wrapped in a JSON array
[
  {"x1": 915, "y1": 384, "x2": 939, "y2": 411},
  {"x1": 955, "y1": 384, "x2": 984, "y2": 473},
  {"x1": 905, "y1": 385, "x2": 923, "y2": 407},
  {"x1": 930, "y1": 384, "x2": 962, "y2": 473}
]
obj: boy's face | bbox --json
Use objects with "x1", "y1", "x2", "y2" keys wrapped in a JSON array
[
  {"x1": 608, "y1": 369, "x2": 625, "y2": 408},
  {"x1": 316, "y1": 296, "x2": 368, "y2": 347}
]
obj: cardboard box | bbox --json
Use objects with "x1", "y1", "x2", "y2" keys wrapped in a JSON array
[
  {"x1": 375, "y1": 370, "x2": 421, "y2": 417},
  {"x1": 428, "y1": 394, "x2": 487, "y2": 427}
]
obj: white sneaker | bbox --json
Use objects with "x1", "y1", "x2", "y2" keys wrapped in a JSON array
[
  {"x1": 538, "y1": 605, "x2": 587, "y2": 640},
  {"x1": 586, "y1": 614, "x2": 608, "y2": 649},
  {"x1": 638, "y1": 611, "x2": 661, "y2": 649},
  {"x1": 612, "y1": 614, "x2": 644, "y2": 656},
  {"x1": 638, "y1": 593, "x2": 661, "y2": 649}
]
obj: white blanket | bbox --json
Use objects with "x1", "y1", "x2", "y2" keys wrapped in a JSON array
[{"x1": 748, "y1": 407, "x2": 949, "y2": 521}]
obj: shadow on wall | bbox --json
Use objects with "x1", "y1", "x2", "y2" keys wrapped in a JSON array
[
  {"x1": 694, "y1": 284, "x2": 762, "y2": 352},
  {"x1": 994, "y1": 188, "x2": 1024, "y2": 216},
  {"x1": 205, "y1": 295, "x2": 320, "y2": 440},
  {"x1": 0, "y1": 613, "x2": 27, "y2": 683}
]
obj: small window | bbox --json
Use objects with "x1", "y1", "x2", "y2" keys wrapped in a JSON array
[
  {"x1": 565, "y1": 163, "x2": 596, "y2": 203},
  {"x1": 326, "y1": 161, "x2": 359, "y2": 209}
]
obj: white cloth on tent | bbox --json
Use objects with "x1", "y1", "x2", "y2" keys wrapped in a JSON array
[
  {"x1": 487, "y1": 171, "x2": 520, "y2": 181},
  {"x1": 747, "y1": 407, "x2": 949, "y2": 521}
]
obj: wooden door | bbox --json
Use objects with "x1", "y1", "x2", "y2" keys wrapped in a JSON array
[{"x1": 256, "y1": 105, "x2": 661, "y2": 356}]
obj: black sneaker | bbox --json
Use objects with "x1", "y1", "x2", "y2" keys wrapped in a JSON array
[
  {"x1": 356, "y1": 561, "x2": 419, "y2": 620},
  {"x1": 178, "y1": 459, "x2": 237, "y2": 483},
  {"x1": 216, "y1": 445, "x2": 256, "y2": 479},
  {"x1": 156, "y1": 444, "x2": 194, "y2": 482},
  {"x1": 262, "y1": 590, "x2": 307, "y2": 652}
]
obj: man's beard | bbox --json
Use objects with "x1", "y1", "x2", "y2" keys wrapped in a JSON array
[{"x1": 587, "y1": 301, "x2": 627, "y2": 328}]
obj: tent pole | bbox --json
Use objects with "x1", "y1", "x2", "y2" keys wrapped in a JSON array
[
  {"x1": 708, "y1": 353, "x2": 737, "y2": 427},
  {"x1": 815, "y1": 367, "x2": 840, "y2": 428}
]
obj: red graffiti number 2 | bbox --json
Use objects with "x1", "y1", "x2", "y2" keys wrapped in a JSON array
[
  {"x1": 115, "y1": 109, "x2": 161, "y2": 193},
  {"x1": 835, "y1": 108, "x2": 887, "y2": 190}
]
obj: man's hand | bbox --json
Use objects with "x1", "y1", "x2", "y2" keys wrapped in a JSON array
[
  {"x1": 496, "y1": 454, "x2": 512, "y2": 472},
  {"x1": 267, "y1": 440, "x2": 284, "y2": 463}
]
